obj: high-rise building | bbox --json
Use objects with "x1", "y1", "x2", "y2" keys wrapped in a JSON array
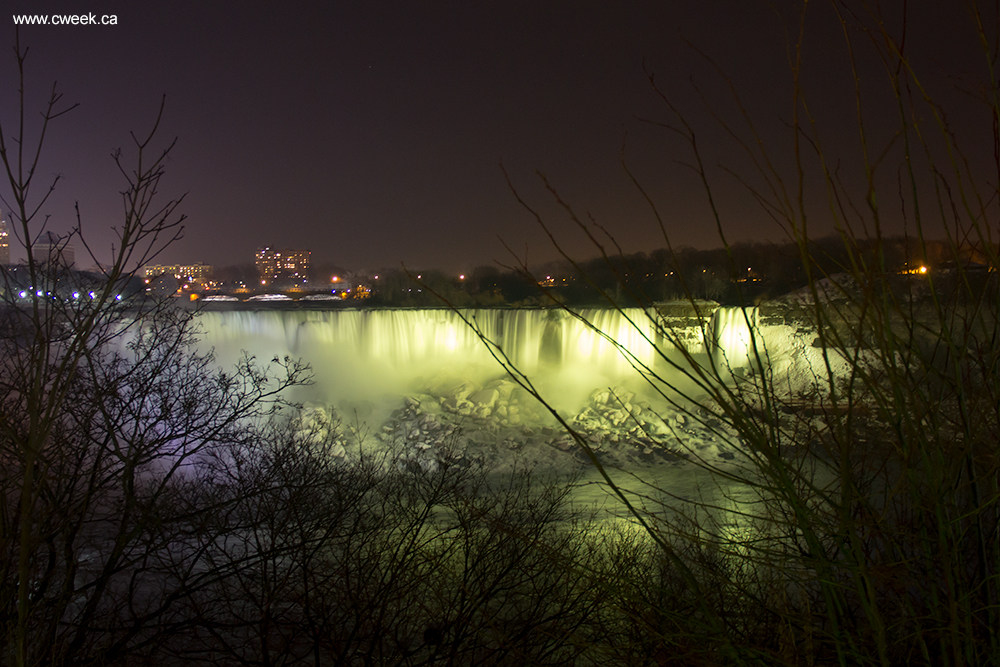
[
  {"x1": 143, "y1": 262, "x2": 213, "y2": 282},
  {"x1": 31, "y1": 231, "x2": 75, "y2": 268},
  {"x1": 255, "y1": 246, "x2": 277, "y2": 282},
  {"x1": 256, "y1": 246, "x2": 310, "y2": 284},
  {"x1": 0, "y1": 215, "x2": 9, "y2": 266}
]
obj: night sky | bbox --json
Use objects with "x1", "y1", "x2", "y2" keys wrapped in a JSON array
[{"x1": 2, "y1": 1, "x2": 990, "y2": 274}]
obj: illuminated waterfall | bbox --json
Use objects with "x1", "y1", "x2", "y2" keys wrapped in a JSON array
[
  {"x1": 194, "y1": 308, "x2": 708, "y2": 408},
  {"x1": 187, "y1": 305, "x2": 843, "y2": 476},
  {"x1": 195, "y1": 308, "x2": 671, "y2": 373},
  {"x1": 707, "y1": 306, "x2": 762, "y2": 375},
  {"x1": 191, "y1": 304, "x2": 838, "y2": 416}
]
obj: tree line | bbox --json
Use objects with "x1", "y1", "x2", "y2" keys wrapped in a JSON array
[{"x1": 364, "y1": 235, "x2": 960, "y2": 307}]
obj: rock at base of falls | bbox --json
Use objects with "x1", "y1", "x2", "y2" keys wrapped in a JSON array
[
  {"x1": 296, "y1": 376, "x2": 753, "y2": 476},
  {"x1": 468, "y1": 388, "x2": 499, "y2": 409}
]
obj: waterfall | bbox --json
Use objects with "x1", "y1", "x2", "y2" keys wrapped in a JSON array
[
  {"x1": 195, "y1": 308, "x2": 672, "y2": 373},
  {"x1": 188, "y1": 305, "x2": 842, "y2": 435},
  {"x1": 707, "y1": 306, "x2": 762, "y2": 375},
  {"x1": 193, "y1": 308, "x2": 699, "y2": 408}
]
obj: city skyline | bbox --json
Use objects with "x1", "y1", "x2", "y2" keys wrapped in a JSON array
[{"x1": 2, "y1": 2, "x2": 989, "y2": 272}]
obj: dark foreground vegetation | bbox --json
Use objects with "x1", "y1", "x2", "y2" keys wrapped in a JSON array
[{"x1": 447, "y1": 1, "x2": 1000, "y2": 665}]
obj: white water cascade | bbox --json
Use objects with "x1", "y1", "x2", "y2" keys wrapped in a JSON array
[
  {"x1": 190, "y1": 305, "x2": 840, "y2": 471},
  {"x1": 193, "y1": 305, "x2": 841, "y2": 407},
  {"x1": 707, "y1": 306, "x2": 762, "y2": 377},
  {"x1": 194, "y1": 308, "x2": 712, "y2": 412}
]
